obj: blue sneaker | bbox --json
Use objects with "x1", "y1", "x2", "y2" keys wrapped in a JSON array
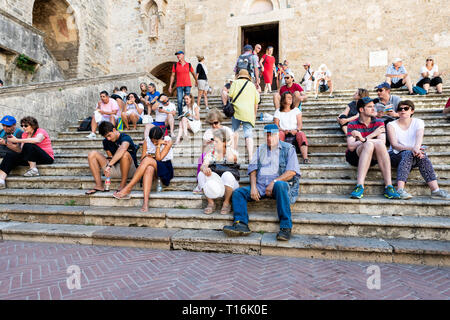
[
  {"x1": 350, "y1": 184, "x2": 364, "y2": 199},
  {"x1": 384, "y1": 185, "x2": 401, "y2": 199}
]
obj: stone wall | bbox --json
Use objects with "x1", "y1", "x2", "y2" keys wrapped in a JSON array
[
  {"x1": 184, "y1": 0, "x2": 450, "y2": 90},
  {"x1": 0, "y1": 72, "x2": 164, "y2": 136}
]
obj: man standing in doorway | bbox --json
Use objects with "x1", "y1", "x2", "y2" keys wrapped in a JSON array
[{"x1": 169, "y1": 51, "x2": 198, "y2": 116}]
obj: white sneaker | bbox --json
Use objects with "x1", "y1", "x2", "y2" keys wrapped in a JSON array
[
  {"x1": 0, "y1": 180, "x2": 5, "y2": 189},
  {"x1": 397, "y1": 189, "x2": 413, "y2": 200},
  {"x1": 24, "y1": 168, "x2": 39, "y2": 177},
  {"x1": 86, "y1": 132, "x2": 97, "y2": 139},
  {"x1": 431, "y1": 189, "x2": 450, "y2": 200}
]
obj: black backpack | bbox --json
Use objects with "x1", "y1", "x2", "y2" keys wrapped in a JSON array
[
  {"x1": 236, "y1": 54, "x2": 255, "y2": 75},
  {"x1": 77, "y1": 116, "x2": 92, "y2": 132}
]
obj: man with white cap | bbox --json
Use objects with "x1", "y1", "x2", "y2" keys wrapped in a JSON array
[
  {"x1": 385, "y1": 58, "x2": 414, "y2": 95},
  {"x1": 223, "y1": 124, "x2": 301, "y2": 241},
  {"x1": 273, "y1": 71, "x2": 307, "y2": 110}
]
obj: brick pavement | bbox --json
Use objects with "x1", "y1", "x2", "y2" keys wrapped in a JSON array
[{"x1": 0, "y1": 241, "x2": 449, "y2": 300}]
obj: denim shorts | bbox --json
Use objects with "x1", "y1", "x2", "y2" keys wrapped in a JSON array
[{"x1": 232, "y1": 117, "x2": 253, "y2": 138}]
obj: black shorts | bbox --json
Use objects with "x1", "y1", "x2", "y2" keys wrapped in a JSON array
[
  {"x1": 345, "y1": 149, "x2": 378, "y2": 167},
  {"x1": 416, "y1": 77, "x2": 443, "y2": 88},
  {"x1": 390, "y1": 80, "x2": 404, "y2": 89}
]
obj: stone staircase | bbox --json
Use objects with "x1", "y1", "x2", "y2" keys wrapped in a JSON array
[{"x1": 0, "y1": 88, "x2": 449, "y2": 266}]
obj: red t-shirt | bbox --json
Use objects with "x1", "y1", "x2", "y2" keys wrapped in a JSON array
[
  {"x1": 280, "y1": 83, "x2": 304, "y2": 95},
  {"x1": 172, "y1": 62, "x2": 194, "y2": 87},
  {"x1": 445, "y1": 97, "x2": 450, "y2": 109}
]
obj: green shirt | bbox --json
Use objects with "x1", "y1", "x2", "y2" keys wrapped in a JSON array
[{"x1": 229, "y1": 79, "x2": 260, "y2": 127}]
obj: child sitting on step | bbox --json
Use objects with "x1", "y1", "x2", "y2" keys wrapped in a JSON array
[{"x1": 113, "y1": 126, "x2": 174, "y2": 212}]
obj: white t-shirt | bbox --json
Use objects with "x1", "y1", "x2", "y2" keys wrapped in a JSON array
[
  {"x1": 145, "y1": 136, "x2": 173, "y2": 161},
  {"x1": 126, "y1": 103, "x2": 144, "y2": 114},
  {"x1": 314, "y1": 70, "x2": 331, "y2": 80},
  {"x1": 419, "y1": 65, "x2": 439, "y2": 81},
  {"x1": 274, "y1": 108, "x2": 301, "y2": 131},
  {"x1": 388, "y1": 118, "x2": 425, "y2": 154},
  {"x1": 155, "y1": 102, "x2": 176, "y2": 123}
]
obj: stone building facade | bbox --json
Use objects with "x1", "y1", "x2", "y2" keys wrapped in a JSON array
[{"x1": 0, "y1": 0, "x2": 449, "y2": 91}]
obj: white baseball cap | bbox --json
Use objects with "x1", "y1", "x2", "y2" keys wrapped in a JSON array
[
  {"x1": 393, "y1": 58, "x2": 402, "y2": 63},
  {"x1": 203, "y1": 172, "x2": 225, "y2": 199}
]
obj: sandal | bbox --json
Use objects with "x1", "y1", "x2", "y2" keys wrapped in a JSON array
[
  {"x1": 220, "y1": 204, "x2": 232, "y2": 215},
  {"x1": 203, "y1": 203, "x2": 215, "y2": 215},
  {"x1": 85, "y1": 188, "x2": 105, "y2": 195},
  {"x1": 113, "y1": 192, "x2": 131, "y2": 200},
  {"x1": 303, "y1": 159, "x2": 311, "y2": 164}
]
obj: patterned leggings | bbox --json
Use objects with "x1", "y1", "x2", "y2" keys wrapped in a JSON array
[{"x1": 389, "y1": 150, "x2": 437, "y2": 183}]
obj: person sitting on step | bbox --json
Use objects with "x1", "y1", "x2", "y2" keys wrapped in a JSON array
[
  {"x1": 198, "y1": 128, "x2": 240, "y2": 215},
  {"x1": 387, "y1": 100, "x2": 449, "y2": 200},
  {"x1": 144, "y1": 94, "x2": 177, "y2": 139},
  {"x1": 113, "y1": 126, "x2": 174, "y2": 213},
  {"x1": 337, "y1": 88, "x2": 369, "y2": 135},
  {"x1": 86, "y1": 91, "x2": 121, "y2": 139},
  {"x1": 313, "y1": 64, "x2": 334, "y2": 99},
  {"x1": 0, "y1": 117, "x2": 54, "y2": 189},
  {"x1": 223, "y1": 124, "x2": 301, "y2": 242},
  {"x1": 274, "y1": 92, "x2": 310, "y2": 164},
  {"x1": 175, "y1": 94, "x2": 202, "y2": 145},
  {"x1": 345, "y1": 97, "x2": 400, "y2": 200},
  {"x1": 121, "y1": 93, "x2": 144, "y2": 131},
  {"x1": 416, "y1": 57, "x2": 444, "y2": 94},
  {"x1": 385, "y1": 58, "x2": 414, "y2": 95},
  {"x1": 85, "y1": 121, "x2": 138, "y2": 195},
  {"x1": 273, "y1": 72, "x2": 307, "y2": 110},
  {"x1": 0, "y1": 115, "x2": 23, "y2": 158}
]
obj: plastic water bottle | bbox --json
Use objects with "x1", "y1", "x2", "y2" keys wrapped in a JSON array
[
  {"x1": 156, "y1": 178, "x2": 163, "y2": 193},
  {"x1": 260, "y1": 113, "x2": 264, "y2": 121},
  {"x1": 105, "y1": 177, "x2": 111, "y2": 192}
]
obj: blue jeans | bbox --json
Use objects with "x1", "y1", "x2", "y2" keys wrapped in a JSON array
[
  {"x1": 176, "y1": 86, "x2": 191, "y2": 116},
  {"x1": 231, "y1": 117, "x2": 253, "y2": 138},
  {"x1": 232, "y1": 181, "x2": 292, "y2": 229}
]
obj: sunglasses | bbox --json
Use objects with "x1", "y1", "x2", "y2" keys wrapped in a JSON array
[
  {"x1": 398, "y1": 106, "x2": 411, "y2": 112},
  {"x1": 21, "y1": 124, "x2": 29, "y2": 128},
  {"x1": 209, "y1": 121, "x2": 219, "y2": 125},
  {"x1": 426, "y1": 59, "x2": 433, "y2": 61},
  {"x1": 377, "y1": 89, "x2": 384, "y2": 92}
]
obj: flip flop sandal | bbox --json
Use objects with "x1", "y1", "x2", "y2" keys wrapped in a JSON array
[
  {"x1": 203, "y1": 204, "x2": 215, "y2": 215},
  {"x1": 113, "y1": 193, "x2": 132, "y2": 200},
  {"x1": 220, "y1": 204, "x2": 232, "y2": 215},
  {"x1": 85, "y1": 188, "x2": 105, "y2": 195},
  {"x1": 303, "y1": 159, "x2": 311, "y2": 164}
]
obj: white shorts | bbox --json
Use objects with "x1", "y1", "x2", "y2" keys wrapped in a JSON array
[{"x1": 198, "y1": 80, "x2": 208, "y2": 91}]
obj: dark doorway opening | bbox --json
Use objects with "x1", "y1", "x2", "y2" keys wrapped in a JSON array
[
  {"x1": 242, "y1": 23, "x2": 279, "y2": 90},
  {"x1": 151, "y1": 62, "x2": 176, "y2": 96}
]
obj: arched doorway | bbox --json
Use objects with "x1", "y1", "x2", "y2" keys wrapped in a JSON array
[
  {"x1": 32, "y1": 0, "x2": 79, "y2": 79},
  {"x1": 151, "y1": 62, "x2": 176, "y2": 96}
]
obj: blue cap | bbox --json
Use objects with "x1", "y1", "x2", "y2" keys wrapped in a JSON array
[
  {"x1": 0, "y1": 115, "x2": 16, "y2": 126},
  {"x1": 264, "y1": 124, "x2": 279, "y2": 133},
  {"x1": 175, "y1": 50, "x2": 184, "y2": 55},
  {"x1": 375, "y1": 82, "x2": 391, "y2": 90},
  {"x1": 243, "y1": 44, "x2": 253, "y2": 52},
  {"x1": 361, "y1": 97, "x2": 374, "y2": 104}
]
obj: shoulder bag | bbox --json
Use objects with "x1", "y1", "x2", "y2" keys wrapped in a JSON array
[{"x1": 223, "y1": 80, "x2": 249, "y2": 118}]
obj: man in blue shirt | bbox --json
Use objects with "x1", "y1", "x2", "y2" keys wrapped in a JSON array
[
  {"x1": 86, "y1": 121, "x2": 138, "y2": 195},
  {"x1": 144, "y1": 83, "x2": 160, "y2": 114},
  {"x1": 223, "y1": 124, "x2": 301, "y2": 241},
  {"x1": 385, "y1": 58, "x2": 414, "y2": 95},
  {"x1": 0, "y1": 116, "x2": 23, "y2": 158}
]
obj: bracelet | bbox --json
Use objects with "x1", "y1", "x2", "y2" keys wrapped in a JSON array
[{"x1": 363, "y1": 138, "x2": 367, "y2": 143}]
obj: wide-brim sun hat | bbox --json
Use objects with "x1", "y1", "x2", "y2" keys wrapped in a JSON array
[
  {"x1": 203, "y1": 172, "x2": 225, "y2": 199},
  {"x1": 237, "y1": 69, "x2": 251, "y2": 81}
]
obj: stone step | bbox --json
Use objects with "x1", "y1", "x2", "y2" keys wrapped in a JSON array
[
  {"x1": 4, "y1": 175, "x2": 449, "y2": 197},
  {"x1": 59, "y1": 122, "x2": 450, "y2": 140},
  {"x1": 0, "y1": 221, "x2": 448, "y2": 266},
  {"x1": 0, "y1": 189, "x2": 448, "y2": 217},
  {"x1": 50, "y1": 151, "x2": 450, "y2": 165},
  {"x1": 52, "y1": 140, "x2": 450, "y2": 155},
  {"x1": 10, "y1": 162, "x2": 450, "y2": 180},
  {"x1": 1, "y1": 205, "x2": 449, "y2": 241}
]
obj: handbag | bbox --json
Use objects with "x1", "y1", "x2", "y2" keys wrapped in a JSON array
[
  {"x1": 209, "y1": 161, "x2": 241, "y2": 181},
  {"x1": 223, "y1": 80, "x2": 249, "y2": 118}
]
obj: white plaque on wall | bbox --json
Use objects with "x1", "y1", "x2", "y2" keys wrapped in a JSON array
[{"x1": 369, "y1": 50, "x2": 388, "y2": 67}]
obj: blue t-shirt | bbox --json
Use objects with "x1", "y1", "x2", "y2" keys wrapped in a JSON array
[
  {"x1": 102, "y1": 133, "x2": 139, "y2": 167},
  {"x1": 0, "y1": 127, "x2": 23, "y2": 142},
  {"x1": 146, "y1": 91, "x2": 161, "y2": 104}
]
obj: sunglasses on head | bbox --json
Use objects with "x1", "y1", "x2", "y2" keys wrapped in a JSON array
[{"x1": 398, "y1": 106, "x2": 411, "y2": 112}]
